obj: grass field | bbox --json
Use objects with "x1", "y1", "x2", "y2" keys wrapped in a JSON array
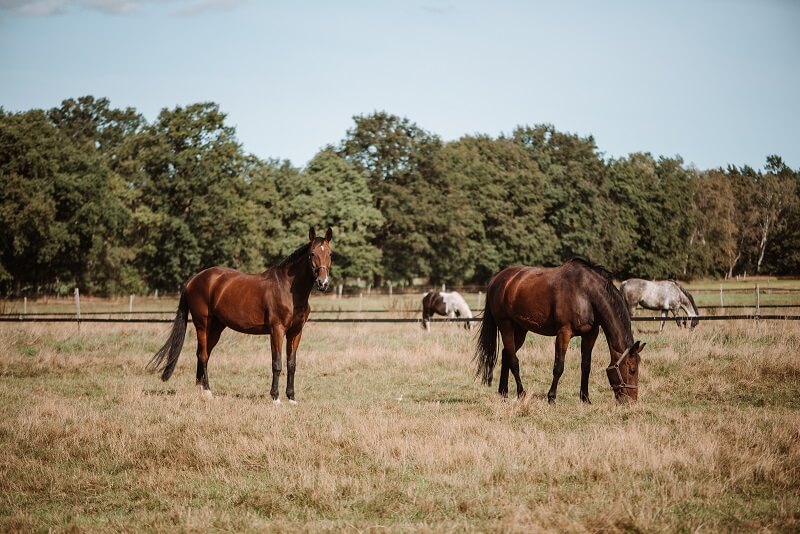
[{"x1": 1, "y1": 307, "x2": 799, "y2": 531}]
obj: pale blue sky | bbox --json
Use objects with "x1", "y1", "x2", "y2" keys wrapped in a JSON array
[{"x1": 1, "y1": 0, "x2": 798, "y2": 170}]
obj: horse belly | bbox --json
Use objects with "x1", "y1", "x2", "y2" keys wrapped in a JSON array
[{"x1": 210, "y1": 284, "x2": 271, "y2": 334}]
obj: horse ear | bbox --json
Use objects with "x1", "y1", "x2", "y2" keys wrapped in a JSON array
[
  {"x1": 309, "y1": 227, "x2": 316, "y2": 242},
  {"x1": 634, "y1": 341, "x2": 646, "y2": 354},
  {"x1": 324, "y1": 226, "x2": 333, "y2": 242}
]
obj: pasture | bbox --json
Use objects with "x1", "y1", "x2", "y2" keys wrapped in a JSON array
[{"x1": 1, "y1": 298, "x2": 799, "y2": 531}]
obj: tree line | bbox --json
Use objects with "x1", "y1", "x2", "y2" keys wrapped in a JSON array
[{"x1": 1, "y1": 96, "x2": 798, "y2": 296}]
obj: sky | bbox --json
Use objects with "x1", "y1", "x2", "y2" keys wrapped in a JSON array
[{"x1": 1, "y1": 0, "x2": 798, "y2": 170}]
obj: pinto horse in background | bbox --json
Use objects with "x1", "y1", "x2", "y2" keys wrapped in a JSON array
[
  {"x1": 147, "y1": 227, "x2": 333, "y2": 403},
  {"x1": 421, "y1": 290, "x2": 474, "y2": 331},
  {"x1": 475, "y1": 258, "x2": 646, "y2": 403},
  {"x1": 620, "y1": 278, "x2": 700, "y2": 332}
]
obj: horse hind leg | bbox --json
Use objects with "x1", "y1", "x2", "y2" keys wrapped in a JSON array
[
  {"x1": 196, "y1": 319, "x2": 224, "y2": 399},
  {"x1": 497, "y1": 321, "x2": 515, "y2": 398}
]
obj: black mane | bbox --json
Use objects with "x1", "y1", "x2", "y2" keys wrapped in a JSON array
[
  {"x1": 568, "y1": 256, "x2": 613, "y2": 280},
  {"x1": 568, "y1": 256, "x2": 633, "y2": 345},
  {"x1": 274, "y1": 242, "x2": 311, "y2": 269}
]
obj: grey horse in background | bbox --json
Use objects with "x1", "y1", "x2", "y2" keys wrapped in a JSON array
[{"x1": 620, "y1": 279, "x2": 700, "y2": 332}]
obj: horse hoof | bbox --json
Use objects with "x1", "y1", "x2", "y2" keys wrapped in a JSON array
[
  {"x1": 272, "y1": 398, "x2": 281, "y2": 405},
  {"x1": 200, "y1": 389, "x2": 213, "y2": 400},
  {"x1": 288, "y1": 399, "x2": 298, "y2": 405},
  {"x1": 547, "y1": 397, "x2": 556, "y2": 405}
]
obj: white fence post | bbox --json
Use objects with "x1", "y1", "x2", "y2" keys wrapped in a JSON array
[
  {"x1": 129, "y1": 294, "x2": 134, "y2": 314},
  {"x1": 755, "y1": 284, "x2": 760, "y2": 316},
  {"x1": 719, "y1": 284, "x2": 724, "y2": 308},
  {"x1": 23, "y1": 297, "x2": 27, "y2": 315},
  {"x1": 477, "y1": 291, "x2": 482, "y2": 311},
  {"x1": 74, "y1": 288, "x2": 81, "y2": 332}
]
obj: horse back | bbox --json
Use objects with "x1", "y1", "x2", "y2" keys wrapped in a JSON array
[
  {"x1": 488, "y1": 264, "x2": 596, "y2": 336},
  {"x1": 185, "y1": 266, "x2": 295, "y2": 334}
]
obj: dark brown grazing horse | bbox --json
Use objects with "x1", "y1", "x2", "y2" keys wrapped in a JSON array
[
  {"x1": 147, "y1": 227, "x2": 333, "y2": 403},
  {"x1": 474, "y1": 257, "x2": 646, "y2": 403}
]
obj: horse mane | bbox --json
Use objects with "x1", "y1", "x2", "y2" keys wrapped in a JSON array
[
  {"x1": 272, "y1": 242, "x2": 311, "y2": 270},
  {"x1": 568, "y1": 256, "x2": 613, "y2": 280},
  {"x1": 672, "y1": 281, "x2": 698, "y2": 313},
  {"x1": 568, "y1": 257, "x2": 633, "y2": 344}
]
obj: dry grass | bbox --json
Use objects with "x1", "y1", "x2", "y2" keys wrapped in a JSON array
[{"x1": 1, "y1": 318, "x2": 799, "y2": 532}]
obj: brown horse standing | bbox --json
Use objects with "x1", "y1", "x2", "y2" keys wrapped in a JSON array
[
  {"x1": 474, "y1": 258, "x2": 645, "y2": 403},
  {"x1": 147, "y1": 227, "x2": 333, "y2": 403}
]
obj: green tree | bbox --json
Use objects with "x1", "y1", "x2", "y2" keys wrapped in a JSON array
[
  {"x1": 0, "y1": 107, "x2": 130, "y2": 294},
  {"x1": 607, "y1": 153, "x2": 694, "y2": 278},
  {"x1": 687, "y1": 170, "x2": 738, "y2": 277},
  {"x1": 337, "y1": 112, "x2": 444, "y2": 284},
  {"x1": 122, "y1": 102, "x2": 262, "y2": 290},
  {"x1": 436, "y1": 135, "x2": 556, "y2": 282}
]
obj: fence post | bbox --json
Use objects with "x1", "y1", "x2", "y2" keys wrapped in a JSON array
[
  {"x1": 74, "y1": 288, "x2": 81, "y2": 332},
  {"x1": 442, "y1": 284, "x2": 446, "y2": 292},
  {"x1": 129, "y1": 294, "x2": 134, "y2": 314},
  {"x1": 719, "y1": 284, "x2": 724, "y2": 308},
  {"x1": 154, "y1": 289, "x2": 158, "y2": 300},
  {"x1": 477, "y1": 291, "x2": 482, "y2": 311},
  {"x1": 359, "y1": 293, "x2": 363, "y2": 312},
  {"x1": 23, "y1": 297, "x2": 27, "y2": 315},
  {"x1": 755, "y1": 284, "x2": 760, "y2": 316},
  {"x1": 389, "y1": 282, "x2": 393, "y2": 298},
  {"x1": 337, "y1": 284, "x2": 343, "y2": 299}
]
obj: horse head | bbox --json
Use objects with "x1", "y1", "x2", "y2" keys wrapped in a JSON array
[
  {"x1": 607, "y1": 341, "x2": 646, "y2": 402},
  {"x1": 308, "y1": 226, "x2": 333, "y2": 291}
]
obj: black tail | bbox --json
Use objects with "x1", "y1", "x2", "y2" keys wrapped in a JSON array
[
  {"x1": 146, "y1": 291, "x2": 189, "y2": 381},
  {"x1": 473, "y1": 304, "x2": 498, "y2": 386}
]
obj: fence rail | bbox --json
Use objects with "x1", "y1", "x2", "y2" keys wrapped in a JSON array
[
  {"x1": 2, "y1": 315, "x2": 800, "y2": 324},
  {"x1": 3, "y1": 303, "x2": 800, "y2": 319}
]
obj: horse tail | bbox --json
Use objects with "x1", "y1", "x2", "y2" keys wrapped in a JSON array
[
  {"x1": 146, "y1": 289, "x2": 189, "y2": 381},
  {"x1": 474, "y1": 302, "x2": 498, "y2": 386}
]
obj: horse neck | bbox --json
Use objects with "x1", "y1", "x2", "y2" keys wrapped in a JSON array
[
  {"x1": 591, "y1": 284, "x2": 634, "y2": 354},
  {"x1": 282, "y1": 256, "x2": 314, "y2": 300},
  {"x1": 676, "y1": 287, "x2": 698, "y2": 315}
]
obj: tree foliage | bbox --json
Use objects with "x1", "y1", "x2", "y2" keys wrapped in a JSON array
[{"x1": 1, "y1": 97, "x2": 799, "y2": 296}]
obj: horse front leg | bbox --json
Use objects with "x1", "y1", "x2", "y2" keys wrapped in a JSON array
[
  {"x1": 269, "y1": 325, "x2": 285, "y2": 404},
  {"x1": 659, "y1": 310, "x2": 667, "y2": 332},
  {"x1": 285, "y1": 328, "x2": 304, "y2": 404},
  {"x1": 671, "y1": 306, "x2": 683, "y2": 328},
  {"x1": 579, "y1": 325, "x2": 599, "y2": 403},
  {"x1": 548, "y1": 328, "x2": 571, "y2": 404}
]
